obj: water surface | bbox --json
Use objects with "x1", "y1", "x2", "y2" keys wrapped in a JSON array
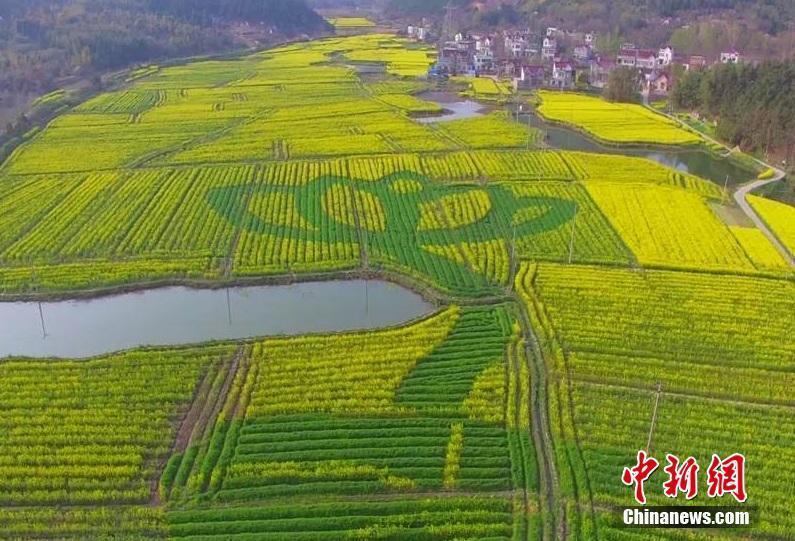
[
  {"x1": 0, "y1": 280, "x2": 434, "y2": 359},
  {"x1": 415, "y1": 92, "x2": 490, "y2": 123}
]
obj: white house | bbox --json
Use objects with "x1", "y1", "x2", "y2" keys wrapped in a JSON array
[
  {"x1": 618, "y1": 46, "x2": 657, "y2": 70},
  {"x1": 542, "y1": 37, "x2": 557, "y2": 60},
  {"x1": 657, "y1": 46, "x2": 674, "y2": 66},
  {"x1": 474, "y1": 48, "x2": 494, "y2": 72},
  {"x1": 504, "y1": 33, "x2": 531, "y2": 58},
  {"x1": 551, "y1": 60, "x2": 574, "y2": 88},
  {"x1": 475, "y1": 36, "x2": 492, "y2": 52},
  {"x1": 720, "y1": 49, "x2": 742, "y2": 63}
]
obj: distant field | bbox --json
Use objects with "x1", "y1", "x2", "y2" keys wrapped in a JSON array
[
  {"x1": 536, "y1": 91, "x2": 702, "y2": 146},
  {"x1": 327, "y1": 17, "x2": 377, "y2": 28}
]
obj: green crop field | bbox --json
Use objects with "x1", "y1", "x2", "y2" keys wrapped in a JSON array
[{"x1": 0, "y1": 31, "x2": 792, "y2": 541}]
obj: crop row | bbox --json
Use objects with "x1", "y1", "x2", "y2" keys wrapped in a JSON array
[
  {"x1": 0, "y1": 347, "x2": 228, "y2": 505},
  {"x1": 516, "y1": 262, "x2": 795, "y2": 539}
]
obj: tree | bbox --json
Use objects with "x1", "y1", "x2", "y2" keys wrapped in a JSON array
[
  {"x1": 672, "y1": 69, "x2": 703, "y2": 110},
  {"x1": 605, "y1": 66, "x2": 639, "y2": 103}
]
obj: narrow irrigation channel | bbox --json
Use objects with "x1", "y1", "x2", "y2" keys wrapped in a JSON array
[{"x1": 0, "y1": 280, "x2": 433, "y2": 359}]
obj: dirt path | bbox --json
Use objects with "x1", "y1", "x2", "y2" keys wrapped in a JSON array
[
  {"x1": 150, "y1": 346, "x2": 243, "y2": 505},
  {"x1": 516, "y1": 303, "x2": 561, "y2": 540}
]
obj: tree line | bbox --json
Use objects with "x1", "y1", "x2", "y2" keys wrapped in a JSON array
[{"x1": 673, "y1": 60, "x2": 795, "y2": 161}]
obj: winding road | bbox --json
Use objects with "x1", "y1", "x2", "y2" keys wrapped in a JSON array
[
  {"x1": 655, "y1": 106, "x2": 794, "y2": 268},
  {"x1": 733, "y1": 168, "x2": 795, "y2": 268}
]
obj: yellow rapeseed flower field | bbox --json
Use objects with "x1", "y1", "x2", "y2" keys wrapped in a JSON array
[{"x1": 537, "y1": 90, "x2": 702, "y2": 146}]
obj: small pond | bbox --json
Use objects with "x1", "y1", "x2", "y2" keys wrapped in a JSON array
[
  {"x1": 415, "y1": 91, "x2": 490, "y2": 123},
  {"x1": 0, "y1": 280, "x2": 434, "y2": 359}
]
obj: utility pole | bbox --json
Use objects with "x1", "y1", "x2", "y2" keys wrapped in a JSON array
[
  {"x1": 226, "y1": 287, "x2": 232, "y2": 326},
  {"x1": 723, "y1": 174, "x2": 729, "y2": 203},
  {"x1": 37, "y1": 302, "x2": 47, "y2": 339},
  {"x1": 646, "y1": 382, "x2": 663, "y2": 454},
  {"x1": 567, "y1": 203, "x2": 578, "y2": 264},
  {"x1": 508, "y1": 222, "x2": 517, "y2": 293},
  {"x1": 363, "y1": 224, "x2": 369, "y2": 325}
]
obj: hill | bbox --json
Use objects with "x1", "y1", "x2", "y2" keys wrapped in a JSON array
[
  {"x1": 0, "y1": 0, "x2": 329, "y2": 125},
  {"x1": 386, "y1": 0, "x2": 793, "y2": 42}
]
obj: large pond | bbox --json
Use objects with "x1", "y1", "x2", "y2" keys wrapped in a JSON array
[
  {"x1": 523, "y1": 110, "x2": 753, "y2": 186},
  {"x1": 0, "y1": 280, "x2": 434, "y2": 359}
]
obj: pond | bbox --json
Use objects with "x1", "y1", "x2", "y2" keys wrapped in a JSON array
[
  {"x1": 0, "y1": 280, "x2": 434, "y2": 359},
  {"x1": 414, "y1": 91, "x2": 490, "y2": 123},
  {"x1": 523, "y1": 111, "x2": 754, "y2": 186}
]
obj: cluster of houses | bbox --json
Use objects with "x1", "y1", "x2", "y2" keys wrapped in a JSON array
[{"x1": 420, "y1": 24, "x2": 746, "y2": 98}]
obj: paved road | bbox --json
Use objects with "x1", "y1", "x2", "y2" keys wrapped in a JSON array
[
  {"x1": 652, "y1": 106, "x2": 794, "y2": 268},
  {"x1": 734, "y1": 169, "x2": 795, "y2": 268}
]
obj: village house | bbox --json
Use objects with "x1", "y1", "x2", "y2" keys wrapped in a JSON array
[
  {"x1": 504, "y1": 32, "x2": 533, "y2": 58},
  {"x1": 657, "y1": 46, "x2": 674, "y2": 66},
  {"x1": 406, "y1": 24, "x2": 429, "y2": 41},
  {"x1": 643, "y1": 71, "x2": 671, "y2": 96},
  {"x1": 573, "y1": 43, "x2": 593, "y2": 62},
  {"x1": 438, "y1": 34, "x2": 476, "y2": 74},
  {"x1": 589, "y1": 57, "x2": 615, "y2": 89},
  {"x1": 473, "y1": 42, "x2": 495, "y2": 73},
  {"x1": 720, "y1": 49, "x2": 742, "y2": 63},
  {"x1": 542, "y1": 37, "x2": 557, "y2": 60},
  {"x1": 494, "y1": 58, "x2": 521, "y2": 78},
  {"x1": 514, "y1": 64, "x2": 546, "y2": 89},
  {"x1": 617, "y1": 45, "x2": 657, "y2": 70},
  {"x1": 683, "y1": 54, "x2": 709, "y2": 70},
  {"x1": 551, "y1": 59, "x2": 575, "y2": 88},
  {"x1": 585, "y1": 32, "x2": 596, "y2": 45}
]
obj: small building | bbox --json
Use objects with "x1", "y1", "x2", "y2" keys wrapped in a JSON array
[
  {"x1": 475, "y1": 36, "x2": 492, "y2": 52},
  {"x1": 720, "y1": 49, "x2": 742, "y2": 64},
  {"x1": 585, "y1": 32, "x2": 596, "y2": 45},
  {"x1": 407, "y1": 24, "x2": 429, "y2": 41},
  {"x1": 643, "y1": 71, "x2": 670, "y2": 96},
  {"x1": 551, "y1": 59, "x2": 575, "y2": 88}
]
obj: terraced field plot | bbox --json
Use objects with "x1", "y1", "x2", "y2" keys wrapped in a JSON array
[{"x1": 536, "y1": 91, "x2": 702, "y2": 146}]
